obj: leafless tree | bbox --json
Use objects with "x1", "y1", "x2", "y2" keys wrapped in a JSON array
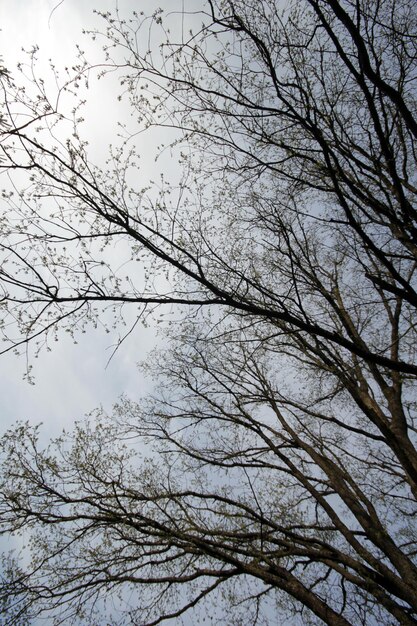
[{"x1": 0, "y1": 0, "x2": 417, "y2": 624}]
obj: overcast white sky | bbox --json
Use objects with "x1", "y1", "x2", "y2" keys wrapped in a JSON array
[
  {"x1": 0, "y1": 7, "x2": 214, "y2": 622},
  {"x1": 0, "y1": 0, "x2": 188, "y2": 438}
]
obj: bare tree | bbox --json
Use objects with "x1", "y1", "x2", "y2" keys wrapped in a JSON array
[{"x1": 0, "y1": 0, "x2": 417, "y2": 624}]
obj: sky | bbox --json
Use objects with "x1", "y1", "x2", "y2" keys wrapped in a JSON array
[
  {"x1": 0, "y1": 2, "x2": 185, "y2": 618},
  {"x1": 0, "y1": 5, "x2": 408, "y2": 626},
  {"x1": 0, "y1": 4, "x2": 245, "y2": 625},
  {"x1": 0, "y1": 0, "x2": 184, "y2": 438}
]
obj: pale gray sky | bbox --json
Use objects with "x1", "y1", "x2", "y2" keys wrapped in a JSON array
[{"x1": 0, "y1": 0, "x2": 181, "y2": 436}]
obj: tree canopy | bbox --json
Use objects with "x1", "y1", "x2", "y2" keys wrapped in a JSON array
[{"x1": 1, "y1": 0, "x2": 417, "y2": 624}]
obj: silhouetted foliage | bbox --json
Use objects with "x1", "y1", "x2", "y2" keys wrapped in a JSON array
[{"x1": 1, "y1": 1, "x2": 417, "y2": 624}]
